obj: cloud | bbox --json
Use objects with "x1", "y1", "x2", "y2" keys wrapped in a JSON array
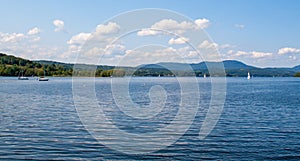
[
  {"x1": 31, "y1": 37, "x2": 41, "y2": 42},
  {"x1": 227, "y1": 50, "x2": 234, "y2": 55},
  {"x1": 278, "y1": 47, "x2": 300, "y2": 55},
  {"x1": 0, "y1": 37, "x2": 64, "y2": 61},
  {"x1": 219, "y1": 44, "x2": 234, "y2": 49},
  {"x1": 234, "y1": 50, "x2": 272, "y2": 58},
  {"x1": 198, "y1": 40, "x2": 218, "y2": 49},
  {"x1": 137, "y1": 29, "x2": 160, "y2": 36},
  {"x1": 289, "y1": 55, "x2": 297, "y2": 60},
  {"x1": 235, "y1": 24, "x2": 245, "y2": 29},
  {"x1": 118, "y1": 47, "x2": 180, "y2": 66},
  {"x1": 194, "y1": 18, "x2": 210, "y2": 29},
  {"x1": 63, "y1": 22, "x2": 123, "y2": 64},
  {"x1": 251, "y1": 51, "x2": 273, "y2": 58},
  {"x1": 27, "y1": 27, "x2": 41, "y2": 35},
  {"x1": 53, "y1": 19, "x2": 65, "y2": 32},
  {"x1": 151, "y1": 19, "x2": 194, "y2": 33},
  {"x1": 68, "y1": 32, "x2": 91, "y2": 45},
  {"x1": 95, "y1": 22, "x2": 120, "y2": 35},
  {"x1": 93, "y1": 45, "x2": 205, "y2": 66},
  {"x1": 123, "y1": 46, "x2": 205, "y2": 66},
  {"x1": 168, "y1": 37, "x2": 189, "y2": 45},
  {"x1": 0, "y1": 32, "x2": 25, "y2": 43},
  {"x1": 105, "y1": 44, "x2": 126, "y2": 56},
  {"x1": 198, "y1": 40, "x2": 234, "y2": 50},
  {"x1": 68, "y1": 22, "x2": 121, "y2": 47},
  {"x1": 235, "y1": 51, "x2": 248, "y2": 56},
  {"x1": 137, "y1": 18, "x2": 210, "y2": 36},
  {"x1": 64, "y1": 32, "x2": 92, "y2": 62}
]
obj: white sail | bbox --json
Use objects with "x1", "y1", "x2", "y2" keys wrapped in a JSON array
[
  {"x1": 247, "y1": 72, "x2": 251, "y2": 80},
  {"x1": 39, "y1": 67, "x2": 49, "y2": 81}
]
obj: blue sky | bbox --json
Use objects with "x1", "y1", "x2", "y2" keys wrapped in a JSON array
[{"x1": 0, "y1": 0, "x2": 300, "y2": 67}]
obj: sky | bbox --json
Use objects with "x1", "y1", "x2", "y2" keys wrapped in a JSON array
[{"x1": 0, "y1": 0, "x2": 300, "y2": 67}]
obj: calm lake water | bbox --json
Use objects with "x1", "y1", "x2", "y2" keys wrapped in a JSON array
[{"x1": 0, "y1": 77, "x2": 300, "y2": 160}]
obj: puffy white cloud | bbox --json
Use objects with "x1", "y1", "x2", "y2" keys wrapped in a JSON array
[
  {"x1": 151, "y1": 19, "x2": 194, "y2": 34},
  {"x1": 168, "y1": 37, "x2": 189, "y2": 45},
  {"x1": 71, "y1": 43, "x2": 126, "y2": 65},
  {"x1": 194, "y1": 18, "x2": 210, "y2": 29},
  {"x1": 31, "y1": 37, "x2": 41, "y2": 42},
  {"x1": 53, "y1": 19, "x2": 65, "y2": 32},
  {"x1": 68, "y1": 22, "x2": 121, "y2": 46},
  {"x1": 137, "y1": 18, "x2": 210, "y2": 36},
  {"x1": 64, "y1": 33, "x2": 90, "y2": 62},
  {"x1": 251, "y1": 51, "x2": 272, "y2": 58},
  {"x1": 198, "y1": 40, "x2": 218, "y2": 49},
  {"x1": 235, "y1": 24, "x2": 245, "y2": 29},
  {"x1": 235, "y1": 51, "x2": 249, "y2": 56},
  {"x1": 0, "y1": 30, "x2": 46, "y2": 60},
  {"x1": 278, "y1": 47, "x2": 300, "y2": 55},
  {"x1": 219, "y1": 44, "x2": 234, "y2": 49},
  {"x1": 137, "y1": 29, "x2": 160, "y2": 36},
  {"x1": 95, "y1": 22, "x2": 120, "y2": 35},
  {"x1": 198, "y1": 40, "x2": 233, "y2": 50},
  {"x1": 110, "y1": 45, "x2": 205, "y2": 66},
  {"x1": 105, "y1": 44, "x2": 126, "y2": 56},
  {"x1": 0, "y1": 40, "x2": 64, "y2": 62},
  {"x1": 233, "y1": 50, "x2": 272, "y2": 58},
  {"x1": 117, "y1": 47, "x2": 180, "y2": 66},
  {"x1": 27, "y1": 27, "x2": 41, "y2": 35},
  {"x1": 0, "y1": 32, "x2": 25, "y2": 43},
  {"x1": 68, "y1": 32, "x2": 91, "y2": 45},
  {"x1": 63, "y1": 22, "x2": 123, "y2": 64}
]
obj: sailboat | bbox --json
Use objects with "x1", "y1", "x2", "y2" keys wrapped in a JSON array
[
  {"x1": 203, "y1": 73, "x2": 206, "y2": 78},
  {"x1": 39, "y1": 68, "x2": 49, "y2": 81},
  {"x1": 18, "y1": 70, "x2": 29, "y2": 80},
  {"x1": 247, "y1": 72, "x2": 251, "y2": 80}
]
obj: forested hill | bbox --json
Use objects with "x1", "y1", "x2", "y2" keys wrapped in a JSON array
[
  {"x1": 1, "y1": 53, "x2": 300, "y2": 77},
  {"x1": 137, "y1": 60, "x2": 300, "y2": 77},
  {"x1": 0, "y1": 53, "x2": 73, "y2": 76},
  {"x1": 0, "y1": 53, "x2": 120, "y2": 77}
]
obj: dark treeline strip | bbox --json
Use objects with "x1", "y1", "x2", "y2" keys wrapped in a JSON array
[{"x1": 1, "y1": 53, "x2": 300, "y2": 77}]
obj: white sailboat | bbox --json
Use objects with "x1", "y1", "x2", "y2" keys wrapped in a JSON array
[
  {"x1": 18, "y1": 70, "x2": 29, "y2": 80},
  {"x1": 203, "y1": 73, "x2": 206, "y2": 78},
  {"x1": 247, "y1": 72, "x2": 251, "y2": 80},
  {"x1": 39, "y1": 68, "x2": 49, "y2": 81}
]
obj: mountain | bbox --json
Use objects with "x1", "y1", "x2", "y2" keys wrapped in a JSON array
[
  {"x1": 292, "y1": 65, "x2": 300, "y2": 72},
  {"x1": 0, "y1": 53, "x2": 115, "y2": 77},
  {"x1": 1, "y1": 53, "x2": 300, "y2": 77},
  {"x1": 138, "y1": 60, "x2": 300, "y2": 77},
  {"x1": 191, "y1": 60, "x2": 256, "y2": 70},
  {"x1": 139, "y1": 60, "x2": 255, "y2": 71}
]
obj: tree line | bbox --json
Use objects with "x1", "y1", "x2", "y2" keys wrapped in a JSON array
[
  {"x1": 0, "y1": 53, "x2": 125, "y2": 77},
  {"x1": 2, "y1": 53, "x2": 300, "y2": 77}
]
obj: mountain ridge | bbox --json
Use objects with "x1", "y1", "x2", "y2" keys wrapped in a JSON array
[{"x1": 1, "y1": 53, "x2": 300, "y2": 77}]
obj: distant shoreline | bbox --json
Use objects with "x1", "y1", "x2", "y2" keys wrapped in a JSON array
[
  {"x1": 1, "y1": 76, "x2": 299, "y2": 78},
  {"x1": 1, "y1": 53, "x2": 300, "y2": 77}
]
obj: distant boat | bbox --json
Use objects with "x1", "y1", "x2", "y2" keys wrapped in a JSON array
[
  {"x1": 38, "y1": 76, "x2": 49, "y2": 81},
  {"x1": 247, "y1": 72, "x2": 251, "y2": 80},
  {"x1": 18, "y1": 71, "x2": 29, "y2": 80},
  {"x1": 39, "y1": 68, "x2": 49, "y2": 81},
  {"x1": 203, "y1": 73, "x2": 206, "y2": 78}
]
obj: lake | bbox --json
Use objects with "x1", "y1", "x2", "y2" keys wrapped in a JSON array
[{"x1": 0, "y1": 77, "x2": 299, "y2": 160}]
